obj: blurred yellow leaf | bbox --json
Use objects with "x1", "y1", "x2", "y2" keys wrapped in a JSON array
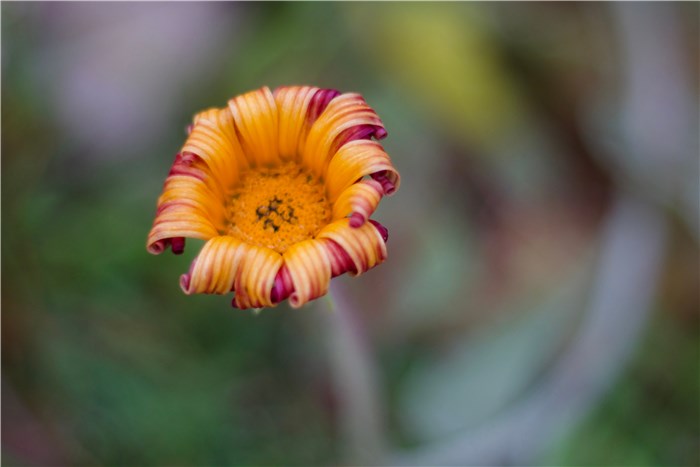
[{"x1": 348, "y1": 4, "x2": 526, "y2": 151}]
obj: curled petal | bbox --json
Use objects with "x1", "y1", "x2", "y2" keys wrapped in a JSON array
[
  {"x1": 228, "y1": 86, "x2": 280, "y2": 166},
  {"x1": 274, "y1": 85, "x2": 318, "y2": 160},
  {"x1": 232, "y1": 244, "x2": 284, "y2": 309},
  {"x1": 302, "y1": 93, "x2": 386, "y2": 178},
  {"x1": 371, "y1": 171, "x2": 398, "y2": 196},
  {"x1": 271, "y1": 264, "x2": 294, "y2": 304},
  {"x1": 317, "y1": 219, "x2": 388, "y2": 276},
  {"x1": 306, "y1": 88, "x2": 342, "y2": 124},
  {"x1": 147, "y1": 214, "x2": 219, "y2": 255},
  {"x1": 369, "y1": 219, "x2": 389, "y2": 243},
  {"x1": 270, "y1": 238, "x2": 356, "y2": 304},
  {"x1": 325, "y1": 140, "x2": 400, "y2": 203},
  {"x1": 184, "y1": 107, "x2": 248, "y2": 189},
  {"x1": 282, "y1": 239, "x2": 332, "y2": 308},
  {"x1": 322, "y1": 238, "x2": 357, "y2": 277},
  {"x1": 268, "y1": 237, "x2": 365, "y2": 306},
  {"x1": 333, "y1": 124, "x2": 386, "y2": 154},
  {"x1": 332, "y1": 179, "x2": 384, "y2": 227},
  {"x1": 180, "y1": 236, "x2": 282, "y2": 308},
  {"x1": 192, "y1": 108, "x2": 217, "y2": 126},
  {"x1": 147, "y1": 154, "x2": 225, "y2": 254},
  {"x1": 171, "y1": 237, "x2": 186, "y2": 254},
  {"x1": 180, "y1": 236, "x2": 245, "y2": 294},
  {"x1": 165, "y1": 152, "x2": 226, "y2": 201},
  {"x1": 156, "y1": 178, "x2": 224, "y2": 226}
]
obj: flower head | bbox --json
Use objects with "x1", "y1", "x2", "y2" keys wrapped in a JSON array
[{"x1": 146, "y1": 86, "x2": 400, "y2": 309}]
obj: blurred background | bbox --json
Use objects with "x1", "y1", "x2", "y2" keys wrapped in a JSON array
[{"x1": 2, "y1": 2, "x2": 698, "y2": 466}]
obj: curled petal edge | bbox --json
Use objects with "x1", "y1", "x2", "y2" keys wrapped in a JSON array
[
  {"x1": 269, "y1": 219, "x2": 389, "y2": 306},
  {"x1": 282, "y1": 239, "x2": 332, "y2": 309},
  {"x1": 303, "y1": 93, "x2": 387, "y2": 178},
  {"x1": 325, "y1": 140, "x2": 401, "y2": 202},
  {"x1": 179, "y1": 236, "x2": 283, "y2": 309},
  {"x1": 332, "y1": 179, "x2": 385, "y2": 228}
]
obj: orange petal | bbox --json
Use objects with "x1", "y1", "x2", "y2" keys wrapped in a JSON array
[
  {"x1": 325, "y1": 140, "x2": 400, "y2": 203},
  {"x1": 147, "y1": 153, "x2": 225, "y2": 254},
  {"x1": 331, "y1": 179, "x2": 384, "y2": 227},
  {"x1": 232, "y1": 243, "x2": 284, "y2": 309},
  {"x1": 273, "y1": 85, "x2": 319, "y2": 160},
  {"x1": 147, "y1": 217, "x2": 218, "y2": 255},
  {"x1": 302, "y1": 93, "x2": 386, "y2": 178},
  {"x1": 317, "y1": 219, "x2": 387, "y2": 276},
  {"x1": 282, "y1": 239, "x2": 332, "y2": 308},
  {"x1": 228, "y1": 86, "x2": 280, "y2": 167},
  {"x1": 180, "y1": 236, "x2": 283, "y2": 308},
  {"x1": 184, "y1": 107, "x2": 248, "y2": 189},
  {"x1": 180, "y1": 236, "x2": 245, "y2": 294}
]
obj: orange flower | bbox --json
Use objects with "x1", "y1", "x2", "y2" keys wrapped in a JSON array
[{"x1": 146, "y1": 86, "x2": 400, "y2": 309}]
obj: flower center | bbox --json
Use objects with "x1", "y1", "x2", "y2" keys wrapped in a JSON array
[{"x1": 224, "y1": 162, "x2": 331, "y2": 254}]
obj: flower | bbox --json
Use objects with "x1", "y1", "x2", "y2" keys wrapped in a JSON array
[{"x1": 146, "y1": 86, "x2": 400, "y2": 309}]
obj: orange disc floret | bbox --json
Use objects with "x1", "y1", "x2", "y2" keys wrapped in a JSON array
[{"x1": 146, "y1": 85, "x2": 400, "y2": 309}]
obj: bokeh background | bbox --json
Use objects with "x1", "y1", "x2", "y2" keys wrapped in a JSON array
[{"x1": 2, "y1": 2, "x2": 698, "y2": 466}]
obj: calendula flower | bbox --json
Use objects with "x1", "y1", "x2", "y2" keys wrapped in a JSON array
[{"x1": 146, "y1": 86, "x2": 400, "y2": 309}]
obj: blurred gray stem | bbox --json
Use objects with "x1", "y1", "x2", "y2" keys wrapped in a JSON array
[{"x1": 323, "y1": 281, "x2": 387, "y2": 465}]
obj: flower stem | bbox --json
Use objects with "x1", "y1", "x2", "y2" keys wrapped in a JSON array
[{"x1": 322, "y1": 282, "x2": 386, "y2": 465}]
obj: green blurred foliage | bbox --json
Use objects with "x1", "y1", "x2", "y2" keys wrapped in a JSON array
[{"x1": 545, "y1": 311, "x2": 700, "y2": 466}]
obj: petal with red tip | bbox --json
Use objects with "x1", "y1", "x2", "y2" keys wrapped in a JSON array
[
  {"x1": 231, "y1": 244, "x2": 284, "y2": 309},
  {"x1": 316, "y1": 219, "x2": 388, "y2": 276},
  {"x1": 147, "y1": 153, "x2": 225, "y2": 254},
  {"x1": 282, "y1": 239, "x2": 332, "y2": 308},
  {"x1": 302, "y1": 93, "x2": 386, "y2": 178},
  {"x1": 325, "y1": 140, "x2": 400, "y2": 203},
  {"x1": 332, "y1": 179, "x2": 384, "y2": 227},
  {"x1": 180, "y1": 236, "x2": 282, "y2": 309},
  {"x1": 184, "y1": 107, "x2": 248, "y2": 189}
]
